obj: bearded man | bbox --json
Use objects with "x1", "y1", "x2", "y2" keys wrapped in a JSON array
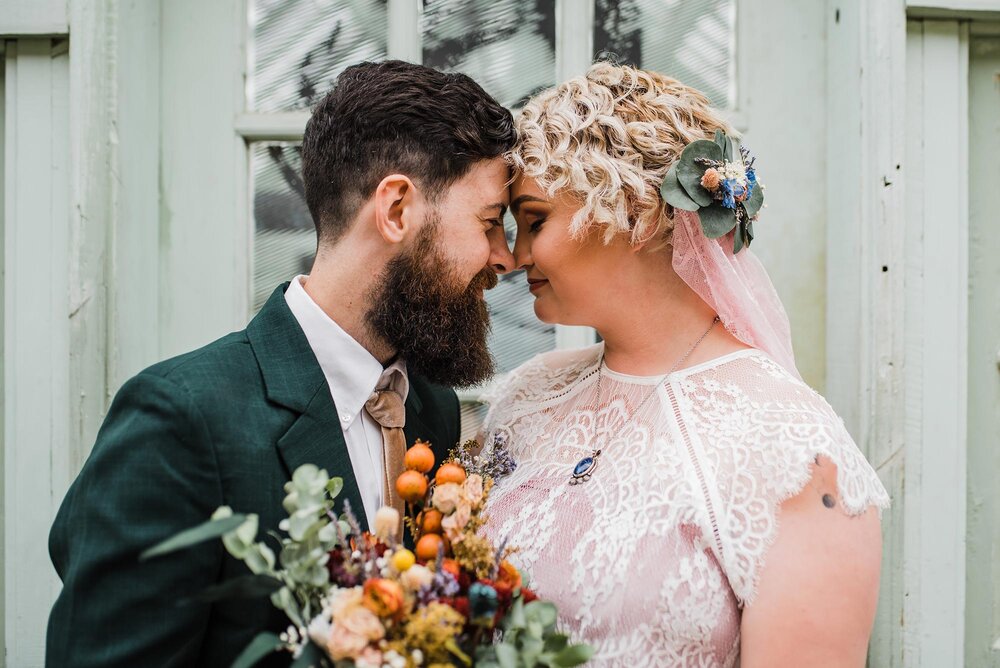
[{"x1": 46, "y1": 60, "x2": 516, "y2": 667}]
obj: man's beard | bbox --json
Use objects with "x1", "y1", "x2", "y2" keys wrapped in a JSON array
[{"x1": 366, "y1": 222, "x2": 498, "y2": 388}]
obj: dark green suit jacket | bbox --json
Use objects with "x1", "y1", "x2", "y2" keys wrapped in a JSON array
[{"x1": 47, "y1": 284, "x2": 460, "y2": 667}]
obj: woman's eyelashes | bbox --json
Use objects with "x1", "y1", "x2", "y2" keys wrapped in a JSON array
[{"x1": 528, "y1": 217, "x2": 547, "y2": 234}]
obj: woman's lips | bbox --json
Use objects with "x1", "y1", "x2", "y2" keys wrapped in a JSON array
[{"x1": 527, "y1": 278, "x2": 549, "y2": 293}]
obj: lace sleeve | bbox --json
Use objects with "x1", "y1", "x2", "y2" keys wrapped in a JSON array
[{"x1": 680, "y1": 355, "x2": 890, "y2": 606}]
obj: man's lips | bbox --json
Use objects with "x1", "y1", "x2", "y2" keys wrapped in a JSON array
[{"x1": 527, "y1": 278, "x2": 549, "y2": 293}]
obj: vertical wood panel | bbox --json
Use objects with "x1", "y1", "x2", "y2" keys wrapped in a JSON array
[
  {"x1": 965, "y1": 31, "x2": 1000, "y2": 668},
  {"x1": 552, "y1": 0, "x2": 596, "y2": 352},
  {"x1": 387, "y1": 0, "x2": 421, "y2": 62},
  {"x1": 3, "y1": 39, "x2": 71, "y2": 667},
  {"x1": 160, "y1": 0, "x2": 248, "y2": 357},
  {"x1": 903, "y1": 18, "x2": 972, "y2": 667},
  {"x1": 825, "y1": 0, "x2": 908, "y2": 664},
  {"x1": 111, "y1": 0, "x2": 162, "y2": 388},
  {"x1": 0, "y1": 38, "x2": 7, "y2": 666}
]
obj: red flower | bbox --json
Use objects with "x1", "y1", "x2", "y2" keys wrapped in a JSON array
[{"x1": 443, "y1": 595, "x2": 471, "y2": 619}]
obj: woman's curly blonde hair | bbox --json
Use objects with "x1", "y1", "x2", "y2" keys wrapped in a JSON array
[{"x1": 509, "y1": 62, "x2": 734, "y2": 246}]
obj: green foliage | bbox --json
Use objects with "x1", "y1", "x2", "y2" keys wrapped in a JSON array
[
  {"x1": 473, "y1": 596, "x2": 594, "y2": 668},
  {"x1": 230, "y1": 632, "x2": 283, "y2": 668},
  {"x1": 139, "y1": 512, "x2": 249, "y2": 561}
]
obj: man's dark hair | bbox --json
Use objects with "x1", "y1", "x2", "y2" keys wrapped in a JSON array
[{"x1": 301, "y1": 60, "x2": 516, "y2": 244}]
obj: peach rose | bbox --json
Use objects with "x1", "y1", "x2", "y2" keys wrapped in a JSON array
[
  {"x1": 340, "y1": 605, "x2": 385, "y2": 641},
  {"x1": 432, "y1": 482, "x2": 463, "y2": 514},
  {"x1": 441, "y1": 501, "x2": 472, "y2": 543},
  {"x1": 329, "y1": 587, "x2": 364, "y2": 622},
  {"x1": 356, "y1": 646, "x2": 384, "y2": 668},
  {"x1": 463, "y1": 474, "x2": 484, "y2": 506},
  {"x1": 327, "y1": 624, "x2": 368, "y2": 661}
]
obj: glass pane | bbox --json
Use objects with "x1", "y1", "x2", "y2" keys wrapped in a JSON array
[
  {"x1": 460, "y1": 402, "x2": 489, "y2": 443},
  {"x1": 251, "y1": 143, "x2": 315, "y2": 312},
  {"x1": 251, "y1": 147, "x2": 554, "y2": 371},
  {"x1": 421, "y1": 0, "x2": 556, "y2": 109},
  {"x1": 486, "y1": 211, "x2": 555, "y2": 373},
  {"x1": 248, "y1": 0, "x2": 387, "y2": 112},
  {"x1": 593, "y1": 0, "x2": 736, "y2": 108}
]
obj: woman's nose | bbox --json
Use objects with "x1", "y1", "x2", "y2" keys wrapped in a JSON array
[{"x1": 512, "y1": 231, "x2": 532, "y2": 272}]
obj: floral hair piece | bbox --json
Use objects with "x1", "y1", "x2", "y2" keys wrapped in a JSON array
[{"x1": 660, "y1": 130, "x2": 763, "y2": 253}]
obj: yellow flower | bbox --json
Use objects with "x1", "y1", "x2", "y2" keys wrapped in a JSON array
[
  {"x1": 391, "y1": 548, "x2": 416, "y2": 572},
  {"x1": 402, "y1": 602, "x2": 466, "y2": 664}
]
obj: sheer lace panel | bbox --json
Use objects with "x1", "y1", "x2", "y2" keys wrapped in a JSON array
[{"x1": 480, "y1": 345, "x2": 889, "y2": 667}]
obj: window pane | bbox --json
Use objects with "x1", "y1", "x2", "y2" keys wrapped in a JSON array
[
  {"x1": 250, "y1": 147, "x2": 554, "y2": 373},
  {"x1": 422, "y1": 0, "x2": 556, "y2": 108},
  {"x1": 248, "y1": 0, "x2": 387, "y2": 112},
  {"x1": 593, "y1": 0, "x2": 736, "y2": 108},
  {"x1": 251, "y1": 142, "x2": 315, "y2": 312}
]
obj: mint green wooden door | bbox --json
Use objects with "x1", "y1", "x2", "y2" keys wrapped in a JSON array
[{"x1": 966, "y1": 30, "x2": 1000, "y2": 668}]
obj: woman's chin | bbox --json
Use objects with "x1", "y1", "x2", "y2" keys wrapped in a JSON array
[
  {"x1": 532, "y1": 300, "x2": 582, "y2": 328},
  {"x1": 532, "y1": 301, "x2": 558, "y2": 325}
]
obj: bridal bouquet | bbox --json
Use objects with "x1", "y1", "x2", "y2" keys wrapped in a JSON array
[{"x1": 142, "y1": 440, "x2": 591, "y2": 668}]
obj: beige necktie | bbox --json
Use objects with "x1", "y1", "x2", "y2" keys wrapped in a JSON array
[{"x1": 364, "y1": 388, "x2": 407, "y2": 524}]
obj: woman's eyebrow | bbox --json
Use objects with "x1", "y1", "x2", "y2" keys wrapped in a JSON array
[{"x1": 510, "y1": 195, "x2": 549, "y2": 214}]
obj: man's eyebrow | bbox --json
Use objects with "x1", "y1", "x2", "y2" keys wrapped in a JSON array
[
  {"x1": 480, "y1": 202, "x2": 508, "y2": 217},
  {"x1": 510, "y1": 195, "x2": 549, "y2": 214}
]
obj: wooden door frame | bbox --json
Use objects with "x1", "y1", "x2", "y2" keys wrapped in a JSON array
[{"x1": 827, "y1": 1, "x2": 1000, "y2": 664}]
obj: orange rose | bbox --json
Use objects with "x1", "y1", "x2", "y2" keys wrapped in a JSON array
[
  {"x1": 496, "y1": 560, "x2": 523, "y2": 591},
  {"x1": 362, "y1": 578, "x2": 405, "y2": 620}
]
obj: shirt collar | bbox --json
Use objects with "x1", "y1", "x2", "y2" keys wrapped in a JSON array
[{"x1": 284, "y1": 276, "x2": 409, "y2": 427}]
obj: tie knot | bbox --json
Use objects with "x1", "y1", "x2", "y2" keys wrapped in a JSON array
[{"x1": 365, "y1": 389, "x2": 405, "y2": 429}]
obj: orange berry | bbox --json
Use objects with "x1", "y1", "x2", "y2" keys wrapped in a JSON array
[
  {"x1": 395, "y1": 470, "x2": 429, "y2": 504},
  {"x1": 415, "y1": 533, "x2": 444, "y2": 562},
  {"x1": 435, "y1": 462, "x2": 467, "y2": 486},
  {"x1": 419, "y1": 508, "x2": 444, "y2": 535},
  {"x1": 404, "y1": 441, "x2": 436, "y2": 473}
]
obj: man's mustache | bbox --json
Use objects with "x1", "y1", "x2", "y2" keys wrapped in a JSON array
[{"x1": 468, "y1": 268, "x2": 499, "y2": 293}]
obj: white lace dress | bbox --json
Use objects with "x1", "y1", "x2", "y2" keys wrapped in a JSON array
[{"x1": 479, "y1": 344, "x2": 889, "y2": 667}]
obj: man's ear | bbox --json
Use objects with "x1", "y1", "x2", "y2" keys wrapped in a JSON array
[{"x1": 373, "y1": 174, "x2": 418, "y2": 244}]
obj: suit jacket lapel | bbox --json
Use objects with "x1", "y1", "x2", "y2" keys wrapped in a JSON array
[{"x1": 247, "y1": 284, "x2": 368, "y2": 532}]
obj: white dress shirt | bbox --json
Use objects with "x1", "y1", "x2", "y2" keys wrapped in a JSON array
[{"x1": 283, "y1": 275, "x2": 408, "y2": 526}]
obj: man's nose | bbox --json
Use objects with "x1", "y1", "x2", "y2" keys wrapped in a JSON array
[{"x1": 488, "y1": 226, "x2": 515, "y2": 275}]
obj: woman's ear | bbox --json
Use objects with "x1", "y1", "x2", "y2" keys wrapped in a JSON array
[{"x1": 373, "y1": 174, "x2": 418, "y2": 244}]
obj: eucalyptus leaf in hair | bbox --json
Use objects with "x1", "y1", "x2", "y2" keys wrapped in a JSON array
[
  {"x1": 660, "y1": 165, "x2": 699, "y2": 212},
  {"x1": 660, "y1": 130, "x2": 764, "y2": 253}
]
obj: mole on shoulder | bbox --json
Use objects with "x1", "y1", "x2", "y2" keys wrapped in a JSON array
[{"x1": 822, "y1": 493, "x2": 836, "y2": 509}]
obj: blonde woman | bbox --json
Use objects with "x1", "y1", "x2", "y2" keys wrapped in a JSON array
[{"x1": 479, "y1": 63, "x2": 889, "y2": 667}]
